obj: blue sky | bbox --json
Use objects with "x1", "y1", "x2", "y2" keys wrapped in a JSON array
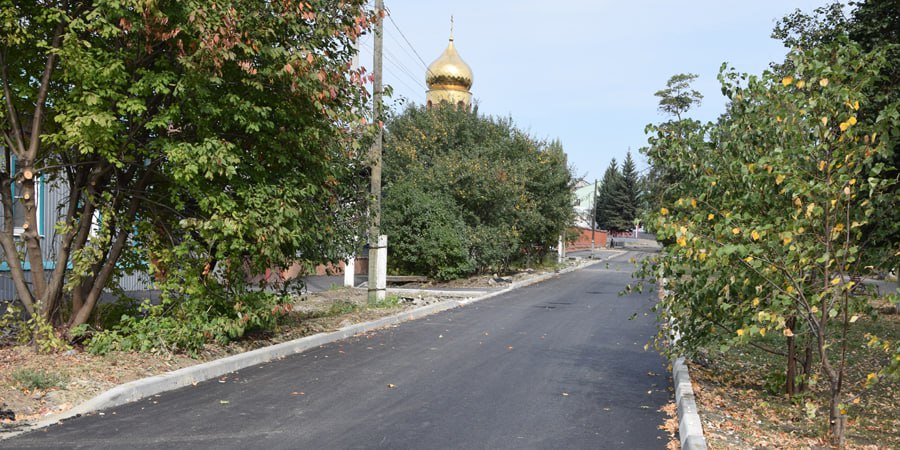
[{"x1": 358, "y1": 1, "x2": 838, "y2": 182}]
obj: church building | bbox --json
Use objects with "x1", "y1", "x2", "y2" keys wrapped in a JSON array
[{"x1": 425, "y1": 25, "x2": 473, "y2": 109}]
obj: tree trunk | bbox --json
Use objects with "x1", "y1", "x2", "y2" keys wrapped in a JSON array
[
  {"x1": 829, "y1": 385, "x2": 847, "y2": 447},
  {"x1": 800, "y1": 339, "x2": 813, "y2": 392},
  {"x1": 786, "y1": 315, "x2": 797, "y2": 395}
]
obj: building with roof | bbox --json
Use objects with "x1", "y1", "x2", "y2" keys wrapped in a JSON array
[{"x1": 425, "y1": 22, "x2": 473, "y2": 110}]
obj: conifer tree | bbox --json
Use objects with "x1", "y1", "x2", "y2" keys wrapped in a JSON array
[
  {"x1": 595, "y1": 159, "x2": 625, "y2": 232},
  {"x1": 614, "y1": 151, "x2": 641, "y2": 230}
]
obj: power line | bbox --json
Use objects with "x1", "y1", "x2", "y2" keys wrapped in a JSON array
[
  {"x1": 360, "y1": 43, "x2": 426, "y2": 93},
  {"x1": 384, "y1": 47, "x2": 427, "y2": 90},
  {"x1": 385, "y1": 6, "x2": 434, "y2": 78},
  {"x1": 385, "y1": 28, "x2": 424, "y2": 72}
]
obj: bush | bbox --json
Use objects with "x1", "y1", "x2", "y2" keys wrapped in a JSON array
[
  {"x1": 382, "y1": 105, "x2": 574, "y2": 279},
  {"x1": 86, "y1": 287, "x2": 293, "y2": 356}
]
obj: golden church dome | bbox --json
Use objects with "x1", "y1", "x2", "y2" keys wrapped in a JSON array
[{"x1": 425, "y1": 38, "x2": 473, "y2": 91}]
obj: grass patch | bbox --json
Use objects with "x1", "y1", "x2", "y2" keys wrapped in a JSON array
[
  {"x1": 11, "y1": 368, "x2": 68, "y2": 391},
  {"x1": 368, "y1": 294, "x2": 401, "y2": 309}
]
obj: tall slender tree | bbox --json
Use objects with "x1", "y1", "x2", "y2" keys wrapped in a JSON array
[
  {"x1": 614, "y1": 150, "x2": 641, "y2": 230},
  {"x1": 595, "y1": 159, "x2": 624, "y2": 232}
]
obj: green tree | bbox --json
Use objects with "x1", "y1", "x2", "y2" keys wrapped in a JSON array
[
  {"x1": 653, "y1": 73, "x2": 703, "y2": 120},
  {"x1": 773, "y1": 0, "x2": 900, "y2": 276},
  {"x1": 594, "y1": 159, "x2": 624, "y2": 232},
  {"x1": 613, "y1": 150, "x2": 641, "y2": 230},
  {"x1": 1, "y1": 1, "x2": 374, "y2": 343},
  {"x1": 642, "y1": 74, "x2": 708, "y2": 218},
  {"x1": 382, "y1": 104, "x2": 573, "y2": 278},
  {"x1": 643, "y1": 41, "x2": 898, "y2": 446}
]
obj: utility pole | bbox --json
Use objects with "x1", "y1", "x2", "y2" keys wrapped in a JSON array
[
  {"x1": 590, "y1": 179, "x2": 598, "y2": 257},
  {"x1": 367, "y1": 0, "x2": 386, "y2": 304}
]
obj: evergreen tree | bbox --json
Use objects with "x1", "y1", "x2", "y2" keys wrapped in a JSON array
[
  {"x1": 594, "y1": 159, "x2": 625, "y2": 232},
  {"x1": 614, "y1": 151, "x2": 641, "y2": 230}
]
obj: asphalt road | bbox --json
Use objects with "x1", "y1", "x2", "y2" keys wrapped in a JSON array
[{"x1": 3, "y1": 252, "x2": 671, "y2": 449}]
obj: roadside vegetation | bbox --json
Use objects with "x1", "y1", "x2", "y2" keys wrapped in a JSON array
[
  {"x1": 637, "y1": 1, "x2": 899, "y2": 446},
  {"x1": 382, "y1": 104, "x2": 575, "y2": 280},
  {"x1": 1, "y1": 1, "x2": 579, "y2": 357},
  {"x1": 1, "y1": 1, "x2": 377, "y2": 353}
]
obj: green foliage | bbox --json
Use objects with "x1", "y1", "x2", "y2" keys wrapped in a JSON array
[
  {"x1": 1, "y1": 1, "x2": 375, "y2": 337},
  {"x1": 594, "y1": 159, "x2": 623, "y2": 231},
  {"x1": 654, "y1": 73, "x2": 703, "y2": 120},
  {"x1": 595, "y1": 151, "x2": 642, "y2": 232},
  {"x1": 642, "y1": 73, "x2": 710, "y2": 222},
  {"x1": 0, "y1": 304, "x2": 70, "y2": 353},
  {"x1": 382, "y1": 105, "x2": 574, "y2": 278},
  {"x1": 86, "y1": 288, "x2": 294, "y2": 356},
  {"x1": 382, "y1": 178, "x2": 474, "y2": 280},
  {"x1": 641, "y1": 37, "x2": 898, "y2": 445},
  {"x1": 11, "y1": 368, "x2": 68, "y2": 391}
]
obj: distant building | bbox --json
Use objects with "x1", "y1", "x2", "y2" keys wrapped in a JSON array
[
  {"x1": 425, "y1": 24, "x2": 473, "y2": 110},
  {"x1": 567, "y1": 181, "x2": 607, "y2": 252}
]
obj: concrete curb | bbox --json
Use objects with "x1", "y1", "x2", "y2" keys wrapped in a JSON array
[
  {"x1": 3, "y1": 256, "x2": 608, "y2": 439},
  {"x1": 672, "y1": 357, "x2": 708, "y2": 450}
]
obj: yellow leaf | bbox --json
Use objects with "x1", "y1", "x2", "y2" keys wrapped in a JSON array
[
  {"x1": 732, "y1": 227, "x2": 741, "y2": 235},
  {"x1": 677, "y1": 236, "x2": 687, "y2": 247},
  {"x1": 839, "y1": 122, "x2": 849, "y2": 132},
  {"x1": 848, "y1": 116, "x2": 857, "y2": 126},
  {"x1": 849, "y1": 178, "x2": 856, "y2": 185},
  {"x1": 796, "y1": 80, "x2": 806, "y2": 89},
  {"x1": 787, "y1": 286, "x2": 795, "y2": 294},
  {"x1": 708, "y1": 213, "x2": 715, "y2": 220},
  {"x1": 818, "y1": 160, "x2": 826, "y2": 171},
  {"x1": 752, "y1": 297, "x2": 760, "y2": 306},
  {"x1": 775, "y1": 174, "x2": 785, "y2": 185},
  {"x1": 660, "y1": 207, "x2": 669, "y2": 216},
  {"x1": 782, "y1": 76, "x2": 794, "y2": 86},
  {"x1": 831, "y1": 277, "x2": 841, "y2": 285},
  {"x1": 853, "y1": 100, "x2": 859, "y2": 110},
  {"x1": 751, "y1": 230, "x2": 760, "y2": 241},
  {"x1": 690, "y1": 198, "x2": 697, "y2": 208},
  {"x1": 819, "y1": 78, "x2": 829, "y2": 87},
  {"x1": 711, "y1": 180, "x2": 717, "y2": 187},
  {"x1": 821, "y1": 116, "x2": 828, "y2": 126},
  {"x1": 783, "y1": 328, "x2": 794, "y2": 337},
  {"x1": 737, "y1": 329, "x2": 745, "y2": 337},
  {"x1": 866, "y1": 373, "x2": 877, "y2": 383},
  {"x1": 794, "y1": 197, "x2": 802, "y2": 207},
  {"x1": 759, "y1": 328, "x2": 766, "y2": 337},
  {"x1": 783, "y1": 237, "x2": 792, "y2": 245},
  {"x1": 744, "y1": 256, "x2": 754, "y2": 263},
  {"x1": 849, "y1": 315, "x2": 859, "y2": 323}
]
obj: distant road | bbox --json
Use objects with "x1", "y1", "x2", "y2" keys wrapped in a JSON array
[{"x1": 3, "y1": 252, "x2": 670, "y2": 449}]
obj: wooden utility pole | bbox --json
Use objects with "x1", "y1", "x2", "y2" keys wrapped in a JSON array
[{"x1": 367, "y1": 0, "x2": 386, "y2": 304}]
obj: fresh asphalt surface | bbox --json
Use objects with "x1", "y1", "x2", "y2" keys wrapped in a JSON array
[{"x1": 3, "y1": 252, "x2": 671, "y2": 449}]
